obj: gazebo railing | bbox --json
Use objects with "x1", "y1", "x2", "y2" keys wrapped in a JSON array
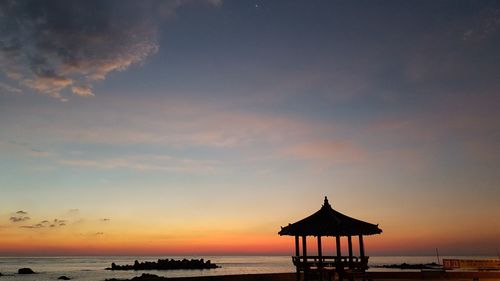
[{"x1": 292, "y1": 255, "x2": 369, "y2": 270}]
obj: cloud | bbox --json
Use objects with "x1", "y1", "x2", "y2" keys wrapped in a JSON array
[
  {"x1": 10, "y1": 216, "x2": 30, "y2": 222},
  {"x1": 28, "y1": 148, "x2": 52, "y2": 157},
  {"x1": 0, "y1": 0, "x2": 173, "y2": 100},
  {"x1": 55, "y1": 219, "x2": 67, "y2": 226},
  {"x1": 20, "y1": 224, "x2": 44, "y2": 229},
  {"x1": 20, "y1": 218, "x2": 67, "y2": 229},
  {"x1": 0, "y1": 0, "x2": 222, "y2": 101},
  {"x1": 22, "y1": 75, "x2": 74, "y2": 99},
  {"x1": 58, "y1": 154, "x2": 221, "y2": 174},
  {"x1": 100, "y1": 218, "x2": 111, "y2": 222},
  {"x1": 0, "y1": 141, "x2": 52, "y2": 158},
  {"x1": 462, "y1": 7, "x2": 500, "y2": 41},
  {"x1": 47, "y1": 100, "x2": 319, "y2": 148},
  {"x1": 0, "y1": 82, "x2": 22, "y2": 94},
  {"x1": 71, "y1": 85, "x2": 94, "y2": 97},
  {"x1": 67, "y1": 209, "x2": 80, "y2": 215},
  {"x1": 9, "y1": 210, "x2": 31, "y2": 222}
]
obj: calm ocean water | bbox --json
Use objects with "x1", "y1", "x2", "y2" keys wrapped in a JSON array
[{"x1": 0, "y1": 256, "x2": 495, "y2": 281}]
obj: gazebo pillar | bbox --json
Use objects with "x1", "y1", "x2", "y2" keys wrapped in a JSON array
[
  {"x1": 359, "y1": 235, "x2": 366, "y2": 270},
  {"x1": 317, "y1": 236, "x2": 322, "y2": 261},
  {"x1": 336, "y1": 235, "x2": 343, "y2": 281},
  {"x1": 295, "y1": 236, "x2": 300, "y2": 281},
  {"x1": 317, "y1": 236, "x2": 323, "y2": 281},
  {"x1": 359, "y1": 235, "x2": 365, "y2": 258},
  {"x1": 302, "y1": 236, "x2": 308, "y2": 281},
  {"x1": 336, "y1": 235, "x2": 341, "y2": 257},
  {"x1": 348, "y1": 236, "x2": 353, "y2": 269},
  {"x1": 335, "y1": 235, "x2": 342, "y2": 261},
  {"x1": 302, "y1": 236, "x2": 307, "y2": 260}
]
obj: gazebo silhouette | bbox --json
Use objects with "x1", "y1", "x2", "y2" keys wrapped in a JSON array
[{"x1": 279, "y1": 197, "x2": 382, "y2": 281}]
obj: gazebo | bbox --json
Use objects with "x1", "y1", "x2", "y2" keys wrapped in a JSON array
[{"x1": 279, "y1": 197, "x2": 382, "y2": 281}]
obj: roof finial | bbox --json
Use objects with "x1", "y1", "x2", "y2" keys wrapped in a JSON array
[{"x1": 323, "y1": 196, "x2": 330, "y2": 207}]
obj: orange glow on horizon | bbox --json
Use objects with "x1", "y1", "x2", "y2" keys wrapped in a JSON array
[
  {"x1": 1, "y1": 201, "x2": 498, "y2": 256},
  {"x1": 2, "y1": 229, "x2": 496, "y2": 256}
]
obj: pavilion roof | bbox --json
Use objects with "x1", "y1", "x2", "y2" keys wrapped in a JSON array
[{"x1": 278, "y1": 197, "x2": 382, "y2": 237}]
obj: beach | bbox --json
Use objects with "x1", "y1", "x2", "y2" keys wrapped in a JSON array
[
  {"x1": 4, "y1": 271, "x2": 500, "y2": 281},
  {"x1": 164, "y1": 272, "x2": 500, "y2": 281},
  {"x1": 153, "y1": 272, "x2": 500, "y2": 281}
]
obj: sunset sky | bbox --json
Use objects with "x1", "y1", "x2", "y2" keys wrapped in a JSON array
[{"x1": 0, "y1": 0, "x2": 499, "y2": 256}]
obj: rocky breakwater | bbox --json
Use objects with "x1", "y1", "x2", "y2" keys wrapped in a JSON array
[
  {"x1": 373, "y1": 262, "x2": 442, "y2": 270},
  {"x1": 107, "y1": 259, "x2": 219, "y2": 271}
]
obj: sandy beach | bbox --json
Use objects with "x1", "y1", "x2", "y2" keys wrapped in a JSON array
[{"x1": 165, "y1": 272, "x2": 500, "y2": 281}]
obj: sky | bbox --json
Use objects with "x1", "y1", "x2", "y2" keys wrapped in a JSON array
[{"x1": 0, "y1": 0, "x2": 499, "y2": 256}]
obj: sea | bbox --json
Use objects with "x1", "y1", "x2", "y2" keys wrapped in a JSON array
[{"x1": 0, "y1": 256, "x2": 496, "y2": 281}]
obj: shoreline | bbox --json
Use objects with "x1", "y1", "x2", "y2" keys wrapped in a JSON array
[{"x1": 2, "y1": 270, "x2": 500, "y2": 280}]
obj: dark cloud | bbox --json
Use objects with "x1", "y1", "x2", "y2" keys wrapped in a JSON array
[
  {"x1": 54, "y1": 219, "x2": 67, "y2": 226},
  {"x1": 100, "y1": 218, "x2": 111, "y2": 222},
  {"x1": 20, "y1": 218, "x2": 67, "y2": 229},
  {"x1": 0, "y1": 0, "x2": 163, "y2": 101},
  {"x1": 0, "y1": 0, "x2": 221, "y2": 100},
  {"x1": 10, "y1": 210, "x2": 31, "y2": 222},
  {"x1": 10, "y1": 216, "x2": 30, "y2": 222},
  {"x1": 20, "y1": 223, "x2": 44, "y2": 229}
]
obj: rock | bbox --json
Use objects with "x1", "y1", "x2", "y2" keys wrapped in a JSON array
[
  {"x1": 18, "y1": 268, "x2": 35, "y2": 274},
  {"x1": 58, "y1": 276, "x2": 71, "y2": 280},
  {"x1": 105, "y1": 274, "x2": 168, "y2": 281}
]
